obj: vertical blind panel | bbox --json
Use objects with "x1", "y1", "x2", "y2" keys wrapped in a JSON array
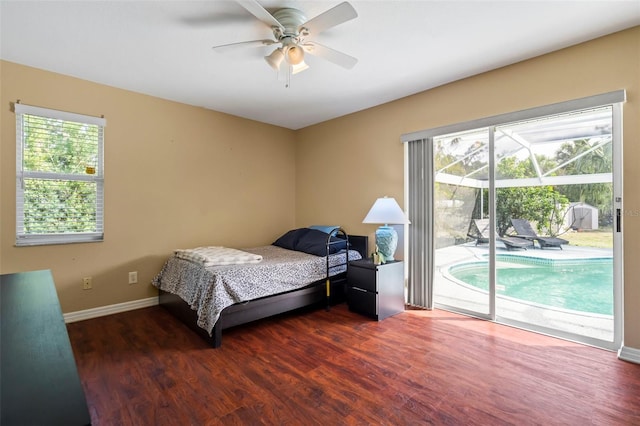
[
  {"x1": 407, "y1": 138, "x2": 434, "y2": 309},
  {"x1": 407, "y1": 140, "x2": 423, "y2": 306},
  {"x1": 425, "y1": 139, "x2": 435, "y2": 309}
]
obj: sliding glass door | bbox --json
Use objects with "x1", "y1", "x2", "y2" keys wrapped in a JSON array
[
  {"x1": 492, "y1": 107, "x2": 617, "y2": 345},
  {"x1": 432, "y1": 128, "x2": 491, "y2": 317},
  {"x1": 428, "y1": 101, "x2": 622, "y2": 349}
]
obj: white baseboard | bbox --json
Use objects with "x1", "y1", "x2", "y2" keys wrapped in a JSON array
[
  {"x1": 63, "y1": 296, "x2": 158, "y2": 323},
  {"x1": 618, "y1": 345, "x2": 640, "y2": 364}
]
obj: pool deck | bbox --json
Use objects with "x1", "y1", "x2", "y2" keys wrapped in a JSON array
[{"x1": 434, "y1": 241, "x2": 614, "y2": 344}]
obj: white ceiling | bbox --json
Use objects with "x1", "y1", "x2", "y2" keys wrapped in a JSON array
[{"x1": 1, "y1": 1, "x2": 639, "y2": 130}]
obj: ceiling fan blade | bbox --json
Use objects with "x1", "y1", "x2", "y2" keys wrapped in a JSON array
[
  {"x1": 212, "y1": 39, "x2": 276, "y2": 52},
  {"x1": 299, "y1": 2, "x2": 357, "y2": 35},
  {"x1": 302, "y1": 42, "x2": 357, "y2": 69},
  {"x1": 236, "y1": 0, "x2": 283, "y2": 29}
]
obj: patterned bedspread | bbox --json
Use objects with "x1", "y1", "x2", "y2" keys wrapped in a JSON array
[{"x1": 152, "y1": 245, "x2": 362, "y2": 335}]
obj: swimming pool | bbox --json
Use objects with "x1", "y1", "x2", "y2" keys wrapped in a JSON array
[{"x1": 448, "y1": 256, "x2": 613, "y2": 315}]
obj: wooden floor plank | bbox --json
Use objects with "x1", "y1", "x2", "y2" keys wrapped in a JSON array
[{"x1": 67, "y1": 304, "x2": 640, "y2": 425}]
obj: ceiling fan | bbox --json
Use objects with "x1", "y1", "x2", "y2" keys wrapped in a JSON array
[{"x1": 212, "y1": 1, "x2": 358, "y2": 84}]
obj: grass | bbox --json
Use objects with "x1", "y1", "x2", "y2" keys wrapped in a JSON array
[{"x1": 559, "y1": 227, "x2": 613, "y2": 248}]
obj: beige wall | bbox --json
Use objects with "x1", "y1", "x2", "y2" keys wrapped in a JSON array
[
  {"x1": 2, "y1": 27, "x2": 639, "y2": 348},
  {"x1": 0, "y1": 61, "x2": 297, "y2": 312},
  {"x1": 296, "y1": 27, "x2": 640, "y2": 347}
]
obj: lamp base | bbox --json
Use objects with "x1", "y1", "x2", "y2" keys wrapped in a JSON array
[{"x1": 375, "y1": 225, "x2": 398, "y2": 262}]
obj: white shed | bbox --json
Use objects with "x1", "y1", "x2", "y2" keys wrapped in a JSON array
[{"x1": 566, "y1": 202, "x2": 599, "y2": 230}]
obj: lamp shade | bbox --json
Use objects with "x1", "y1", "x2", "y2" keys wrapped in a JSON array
[
  {"x1": 285, "y1": 44, "x2": 305, "y2": 65},
  {"x1": 265, "y1": 48, "x2": 285, "y2": 71},
  {"x1": 362, "y1": 197, "x2": 409, "y2": 225}
]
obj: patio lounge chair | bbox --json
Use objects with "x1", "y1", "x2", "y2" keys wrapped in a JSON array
[
  {"x1": 499, "y1": 234, "x2": 536, "y2": 250},
  {"x1": 467, "y1": 219, "x2": 489, "y2": 245},
  {"x1": 469, "y1": 219, "x2": 534, "y2": 250},
  {"x1": 510, "y1": 218, "x2": 569, "y2": 250}
]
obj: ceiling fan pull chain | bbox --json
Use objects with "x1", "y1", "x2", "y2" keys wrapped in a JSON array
[{"x1": 285, "y1": 65, "x2": 292, "y2": 89}]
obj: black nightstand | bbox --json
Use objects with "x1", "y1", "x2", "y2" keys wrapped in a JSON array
[{"x1": 347, "y1": 259, "x2": 404, "y2": 320}]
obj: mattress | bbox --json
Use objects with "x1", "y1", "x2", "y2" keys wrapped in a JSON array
[{"x1": 152, "y1": 245, "x2": 361, "y2": 334}]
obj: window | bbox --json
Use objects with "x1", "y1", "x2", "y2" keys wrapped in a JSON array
[{"x1": 15, "y1": 103, "x2": 106, "y2": 246}]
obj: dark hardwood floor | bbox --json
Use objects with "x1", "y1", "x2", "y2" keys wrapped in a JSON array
[{"x1": 67, "y1": 304, "x2": 640, "y2": 425}]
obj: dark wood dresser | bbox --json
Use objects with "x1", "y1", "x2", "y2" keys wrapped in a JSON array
[{"x1": 1, "y1": 270, "x2": 91, "y2": 425}]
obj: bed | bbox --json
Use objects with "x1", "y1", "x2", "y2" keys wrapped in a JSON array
[{"x1": 153, "y1": 227, "x2": 368, "y2": 348}]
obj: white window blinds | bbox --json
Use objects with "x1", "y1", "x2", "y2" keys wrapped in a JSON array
[{"x1": 15, "y1": 103, "x2": 106, "y2": 246}]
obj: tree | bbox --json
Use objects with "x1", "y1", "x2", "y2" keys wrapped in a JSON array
[
  {"x1": 481, "y1": 157, "x2": 569, "y2": 236},
  {"x1": 493, "y1": 186, "x2": 569, "y2": 237}
]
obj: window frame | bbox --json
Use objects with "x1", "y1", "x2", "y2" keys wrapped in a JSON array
[{"x1": 15, "y1": 103, "x2": 106, "y2": 246}]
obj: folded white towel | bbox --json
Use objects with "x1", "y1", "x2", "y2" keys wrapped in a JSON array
[{"x1": 174, "y1": 246, "x2": 263, "y2": 266}]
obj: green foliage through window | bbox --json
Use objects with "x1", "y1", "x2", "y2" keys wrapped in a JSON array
[{"x1": 434, "y1": 106, "x2": 613, "y2": 244}]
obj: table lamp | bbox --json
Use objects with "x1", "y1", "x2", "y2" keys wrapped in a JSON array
[{"x1": 362, "y1": 196, "x2": 409, "y2": 261}]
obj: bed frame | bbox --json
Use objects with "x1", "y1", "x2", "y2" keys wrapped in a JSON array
[{"x1": 159, "y1": 233, "x2": 369, "y2": 348}]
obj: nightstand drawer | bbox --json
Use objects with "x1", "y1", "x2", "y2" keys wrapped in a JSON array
[
  {"x1": 347, "y1": 286, "x2": 377, "y2": 317},
  {"x1": 347, "y1": 264, "x2": 377, "y2": 292}
]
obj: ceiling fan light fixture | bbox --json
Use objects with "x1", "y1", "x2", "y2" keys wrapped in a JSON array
[
  {"x1": 264, "y1": 47, "x2": 284, "y2": 71},
  {"x1": 291, "y1": 61, "x2": 309, "y2": 75},
  {"x1": 285, "y1": 44, "x2": 305, "y2": 65}
]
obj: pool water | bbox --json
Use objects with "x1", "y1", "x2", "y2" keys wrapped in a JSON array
[{"x1": 449, "y1": 256, "x2": 613, "y2": 315}]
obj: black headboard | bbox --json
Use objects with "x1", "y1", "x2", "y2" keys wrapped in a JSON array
[
  {"x1": 323, "y1": 228, "x2": 369, "y2": 261},
  {"x1": 347, "y1": 235, "x2": 369, "y2": 260},
  {"x1": 328, "y1": 228, "x2": 368, "y2": 260}
]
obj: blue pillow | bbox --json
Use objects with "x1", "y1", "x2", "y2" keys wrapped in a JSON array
[{"x1": 311, "y1": 226, "x2": 348, "y2": 253}]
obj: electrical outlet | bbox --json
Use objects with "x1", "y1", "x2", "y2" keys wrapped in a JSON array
[
  {"x1": 128, "y1": 271, "x2": 138, "y2": 284},
  {"x1": 83, "y1": 277, "x2": 92, "y2": 290}
]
